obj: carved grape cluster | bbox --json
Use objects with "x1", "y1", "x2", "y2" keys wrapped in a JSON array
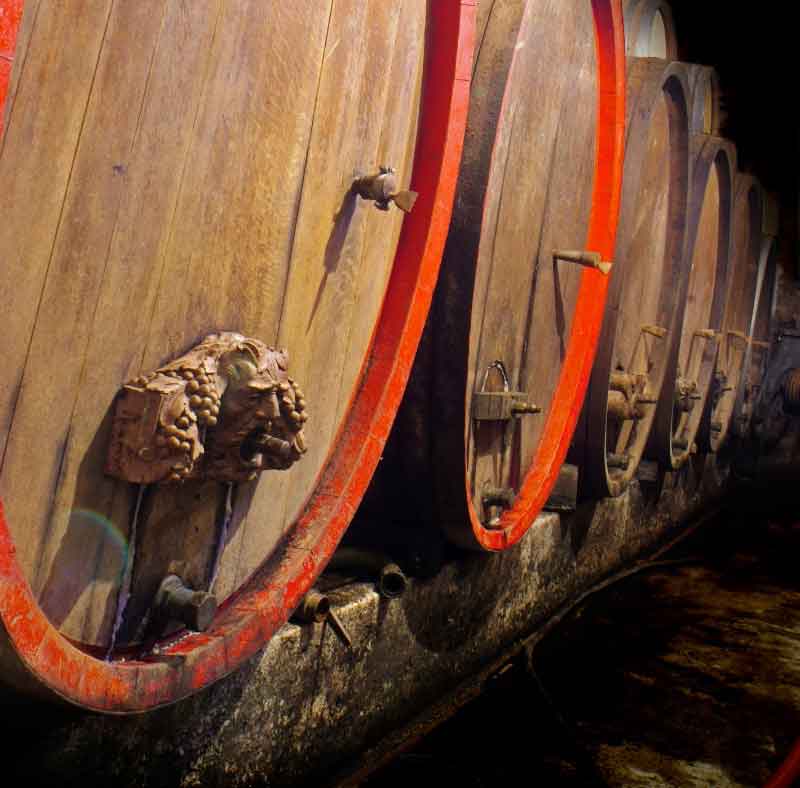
[{"x1": 107, "y1": 333, "x2": 308, "y2": 485}]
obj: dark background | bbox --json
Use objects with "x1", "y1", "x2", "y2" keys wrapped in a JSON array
[{"x1": 671, "y1": 0, "x2": 798, "y2": 276}]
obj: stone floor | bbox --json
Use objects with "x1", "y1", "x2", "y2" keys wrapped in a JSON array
[{"x1": 364, "y1": 498, "x2": 800, "y2": 787}]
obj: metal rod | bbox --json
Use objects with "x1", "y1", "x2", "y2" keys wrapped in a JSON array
[{"x1": 553, "y1": 249, "x2": 612, "y2": 275}]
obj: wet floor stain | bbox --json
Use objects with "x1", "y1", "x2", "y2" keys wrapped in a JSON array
[{"x1": 364, "y1": 510, "x2": 800, "y2": 787}]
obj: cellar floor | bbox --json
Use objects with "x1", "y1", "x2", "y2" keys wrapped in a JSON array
[{"x1": 362, "y1": 498, "x2": 800, "y2": 787}]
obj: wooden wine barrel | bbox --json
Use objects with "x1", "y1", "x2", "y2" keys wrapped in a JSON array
[
  {"x1": 0, "y1": 0, "x2": 474, "y2": 712},
  {"x1": 734, "y1": 219, "x2": 777, "y2": 438},
  {"x1": 646, "y1": 133, "x2": 735, "y2": 468},
  {"x1": 688, "y1": 65, "x2": 723, "y2": 136},
  {"x1": 570, "y1": 59, "x2": 691, "y2": 498},
  {"x1": 378, "y1": 0, "x2": 626, "y2": 553},
  {"x1": 703, "y1": 175, "x2": 764, "y2": 451},
  {"x1": 623, "y1": 0, "x2": 678, "y2": 60}
]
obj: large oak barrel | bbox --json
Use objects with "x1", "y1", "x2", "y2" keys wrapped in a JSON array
[
  {"x1": 0, "y1": 0, "x2": 474, "y2": 711},
  {"x1": 688, "y1": 65, "x2": 723, "y2": 137},
  {"x1": 704, "y1": 175, "x2": 764, "y2": 451},
  {"x1": 645, "y1": 67, "x2": 735, "y2": 468},
  {"x1": 623, "y1": 0, "x2": 678, "y2": 60},
  {"x1": 735, "y1": 205, "x2": 778, "y2": 438},
  {"x1": 368, "y1": 0, "x2": 626, "y2": 553},
  {"x1": 570, "y1": 59, "x2": 691, "y2": 498}
]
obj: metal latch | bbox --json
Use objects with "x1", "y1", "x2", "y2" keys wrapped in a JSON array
[
  {"x1": 472, "y1": 390, "x2": 541, "y2": 421},
  {"x1": 472, "y1": 360, "x2": 540, "y2": 422}
]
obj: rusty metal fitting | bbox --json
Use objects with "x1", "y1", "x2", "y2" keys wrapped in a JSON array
[
  {"x1": 326, "y1": 548, "x2": 409, "y2": 599},
  {"x1": 155, "y1": 575, "x2": 218, "y2": 632},
  {"x1": 782, "y1": 368, "x2": 800, "y2": 412},
  {"x1": 472, "y1": 390, "x2": 541, "y2": 421},
  {"x1": 353, "y1": 166, "x2": 418, "y2": 213},
  {"x1": 378, "y1": 563, "x2": 408, "y2": 599},
  {"x1": 672, "y1": 437, "x2": 692, "y2": 452},
  {"x1": 552, "y1": 249, "x2": 612, "y2": 275},
  {"x1": 481, "y1": 487, "x2": 515, "y2": 509},
  {"x1": 293, "y1": 589, "x2": 331, "y2": 624},
  {"x1": 675, "y1": 377, "x2": 702, "y2": 412},
  {"x1": 606, "y1": 452, "x2": 630, "y2": 471},
  {"x1": 610, "y1": 371, "x2": 650, "y2": 398},
  {"x1": 607, "y1": 390, "x2": 643, "y2": 422}
]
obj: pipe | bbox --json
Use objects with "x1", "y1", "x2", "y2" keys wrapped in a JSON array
[{"x1": 326, "y1": 548, "x2": 409, "y2": 599}]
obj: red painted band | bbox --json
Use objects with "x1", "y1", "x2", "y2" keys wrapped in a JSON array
[
  {"x1": 0, "y1": 0, "x2": 476, "y2": 712},
  {"x1": 0, "y1": 0, "x2": 24, "y2": 136},
  {"x1": 765, "y1": 736, "x2": 800, "y2": 788},
  {"x1": 463, "y1": 0, "x2": 627, "y2": 550}
]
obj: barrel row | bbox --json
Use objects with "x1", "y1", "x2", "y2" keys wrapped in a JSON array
[{"x1": 0, "y1": 0, "x2": 777, "y2": 713}]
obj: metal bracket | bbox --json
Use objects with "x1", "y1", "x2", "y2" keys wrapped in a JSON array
[
  {"x1": 472, "y1": 390, "x2": 541, "y2": 421},
  {"x1": 675, "y1": 377, "x2": 703, "y2": 412},
  {"x1": 482, "y1": 487, "x2": 515, "y2": 509},
  {"x1": 154, "y1": 575, "x2": 217, "y2": 632}
]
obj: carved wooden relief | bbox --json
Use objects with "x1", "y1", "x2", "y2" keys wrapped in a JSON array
[{"x1": 106, "y1": 332, "x2": 308, "y2": 484}]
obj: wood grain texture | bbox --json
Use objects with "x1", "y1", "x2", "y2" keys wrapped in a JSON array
[
  {"x1": 647, "y1": 134, "x2": 734, "y2": 467},
  {"x1": 711, "y1": 175, "x2": 762, "y2": 450},
  {"x1": 466, "y1": 0, "x2": 598, "y2": 516},
  {"x1": 222, "y1": 0, "x2": 427, "y2": 593},
  {"x1": 0, "y1": 0, "x2": 113, "y2": 469},
  {"x1": 0, "y1": 0, "x2": 476, "y2": 708},
  {"x1": 572, "y1": 59, "x2": 690, "y2": 498},
  {"x1": 129, "y1": 0, "x2": 333, "y2": 629},
  {"x1": 0, "y1": 0, "x2": 428, "y2": 647},
  {"x1": 679, "y1": 168, "x2": 720, "y2": 374},
  {"x1": 23, "y1": 0, "x2": 228, "y2": 645},
  {"x1": 623, "y1": 0, "x2": 677, "y2": 60}
]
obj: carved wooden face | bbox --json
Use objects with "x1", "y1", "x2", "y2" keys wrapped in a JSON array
[
  {"x1": 206, "y1": 348, "x2": 308, "y2": 480},
  {"x1": 106, "y1": 333, "x2": 307, "y2": 485}
]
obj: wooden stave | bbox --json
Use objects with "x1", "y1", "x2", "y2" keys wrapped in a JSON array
[
  {"x1": 572, "y1": 58, "x2": 692, "y2": 499},
  {"x1": 687, "y1": 65, "x2": 723, "y2": 137},
  {"x1": 732, "y1": 232, "x2": 777, "y2": 438},
  {"x1": 0, "y1": 0, "x2": 475, "y2": 711},
  {"x1": 646, "y1": 134, "x2": 735, "y2": 469},
  {"x1": 623, "y1": 0, "x2": 679, "y2": 60},
  {"x1": 409, "y1": 0, "x2": 626, "y2": 552},
  {"x1": 704, "y1": 174, "x2": 764, "y2": 452}
]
